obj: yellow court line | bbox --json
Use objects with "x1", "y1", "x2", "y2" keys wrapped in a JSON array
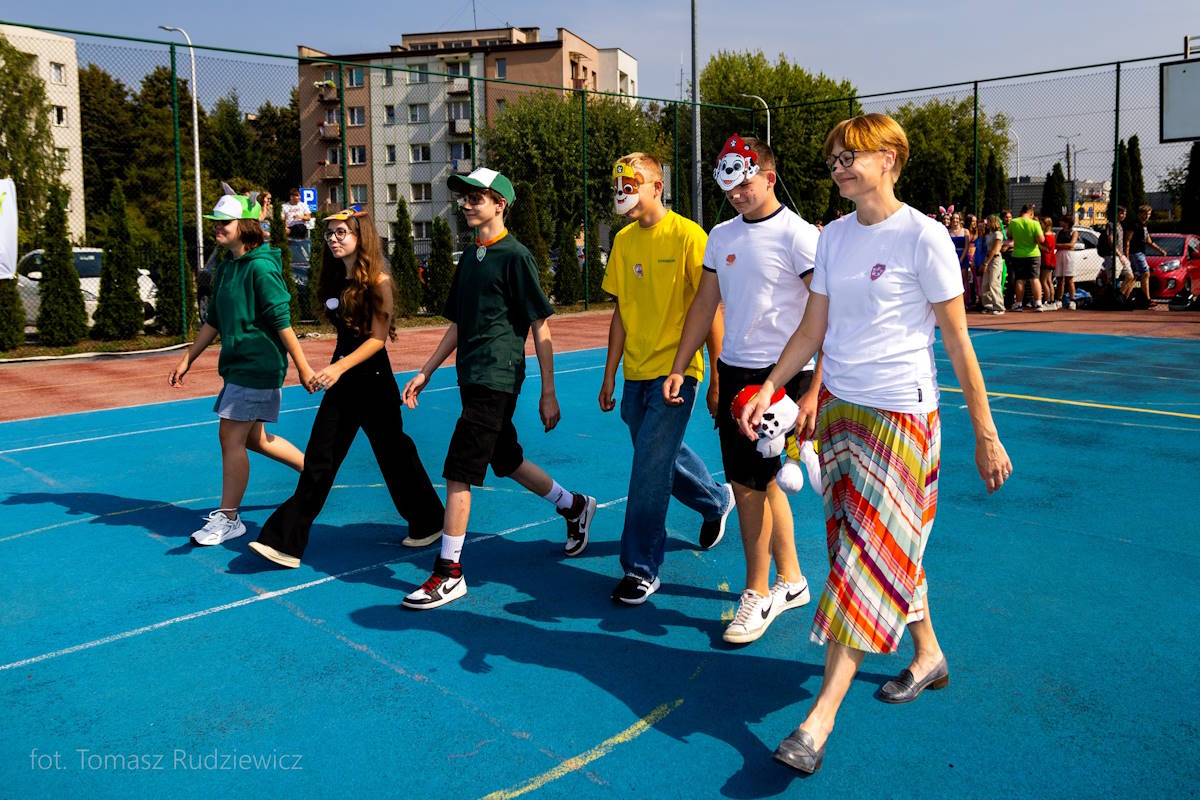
[
  {"x1": 480, "y1": 699, "x2": 684, "y2": 800},
  {"x1": 939, "y1": 386, "x2": 1200, "y2": 420}
]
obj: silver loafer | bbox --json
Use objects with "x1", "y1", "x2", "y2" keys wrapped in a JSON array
[
  {"x1": 877, "y1": 657, "x2": 949, "y2": 703},
  {"x1": 773, "y1": 727, "x2": 825, "y2": 773}
]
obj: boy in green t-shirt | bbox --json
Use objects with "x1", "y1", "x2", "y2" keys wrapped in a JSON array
[
  {"x1": 1008, "y1": 204, "x2": 1046, "y2": 311},
  {"x1": 400, "y1": 168, "x2": 596, "y2": 610}
]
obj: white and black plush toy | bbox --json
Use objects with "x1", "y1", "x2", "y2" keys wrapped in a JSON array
[{"x1": 730, "y1": 384, "x2": 823, "y2": 496}]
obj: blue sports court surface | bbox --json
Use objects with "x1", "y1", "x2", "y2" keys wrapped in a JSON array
[{"x1": 1, "y1": 329, "x2": 1197, "y2": 798}]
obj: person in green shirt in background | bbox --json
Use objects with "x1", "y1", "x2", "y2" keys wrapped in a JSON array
[
  {"x1": 1007, "y1": 204, "x2": 1046, "y2": 311},
  {"x1": 169, "y1": 188, "x2": 315, "y2": 546}
]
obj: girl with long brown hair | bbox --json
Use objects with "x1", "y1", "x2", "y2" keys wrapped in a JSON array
[{"x1": 249, "y1": 209, "x2": 444, "y2": 568}]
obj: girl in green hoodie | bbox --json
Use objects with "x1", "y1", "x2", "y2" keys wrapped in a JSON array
[{"x1": 169, "y1": 191, "x2": 315, "y2": 546}]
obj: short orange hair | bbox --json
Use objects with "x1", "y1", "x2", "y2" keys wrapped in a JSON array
[
  {"x1": 823, "y1": 113, "x2": 910, "y2": 177},
  {"x1": 615, "y1": 152, "x2": 663, "y2": 185}
]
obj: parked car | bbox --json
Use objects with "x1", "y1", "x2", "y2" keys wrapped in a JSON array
[
  {"x1": 17, "y1": 247, "x2": 156, "y2": 326},
  {"x1": 1147, "y1": 233, "x2": 1200, "y2": 300},
  {"x1": 197, "y1": 240, "x2": 311, "y2": 322}
]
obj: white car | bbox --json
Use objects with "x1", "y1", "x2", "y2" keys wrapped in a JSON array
[
  {"x1": 1055, "y1": 226, "x2": 1105, "y2": 284},
  {"x1": 19, "y1": 247, "x2": 157, "y2": 326}
]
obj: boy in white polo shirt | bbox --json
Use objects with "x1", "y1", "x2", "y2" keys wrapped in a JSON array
[{"x1": 665, "y1": 135, "x2": 819, "y2": 643}]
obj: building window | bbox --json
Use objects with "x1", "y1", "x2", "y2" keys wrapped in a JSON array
[
  {"x1": 349, "y1": 145, "x2": 367, "y2": 165},
  {"x1": 386, "y1": 183, "x2": 398, "y2": 202},
  {"x1": 329, "y1": 185, "x2": 341, "y2": 205},
  {"x1": 409, "y1": 64, "x2": 428, "y2": 84},
  {"x1": 446, "y1": 40, "x2": 470, "y2": 49},
  {"x1": 384, "y1": 105, "x2": 396, "y2": 125},
  {"x1": 385, "y1": 145, "x2": 396, "y2": 164},
  {"x1": 409, "y1": 103, "x2": 429, "y2": 123},
  {"x1": 325, "y1": 108, "x2": 338, "y2": 124},
  {"x1": 448, "y1": 100, "x2": 471, "y2": 120},
  {"x1": 326, "y1": 147, "x2": 340, "y2": 165},
  {"x1": 450, "y1": 141, "x2": 471, "y2": 161},
  {"x1": 414, "y1": 221, "x2": 433, "y2": 240},
  {"x1": 50, "y1": 62, "x2": 66, "y2": 84},
  {"x1": 495, "y1": 58, "x2": 506, "y2": 79},
  {"x1": 351, "y1": 184, "x2": 368, "y2": 204},
  {"x1": 446, "y1": 61, "x2": 469, "y2": 76},
  {"x1": 52, "y1": 105, "x2": 68, "y2": 126},
  {"x1": 411, "y1": 183, "x2": 432, "y2": 202},
  {"x1": 323, "y1": 69, "x2": 336, "y2": 83},
  {"x1": 382, "y1": 67, "x2": 394, "y2": 86},
  {"x1": 346, "y1": 67, "x2": 364, "y2": 87},
  {"x1": 410, "y1": 144, "x2": 431, "y2": 163},
  {"x1": 347, "y1": 107, "x2": 365, "y2": 126},
  {"x1": 496, "y1": 99, "x2": 507, "y2": 115}
]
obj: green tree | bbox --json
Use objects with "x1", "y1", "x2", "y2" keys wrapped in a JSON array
[
  {"x1": 391, "y1": 198, "x2": 421, "y2": 316},
  {"x1": 584, "y1": 217, "x2": 605, "y2": 303},
  {"x1": 983, "y1": 150, "x2": 1007, "y2": 217},
  {"x1": 203, "y1": 91, "x2": 256, "y2": 189},
  {"x1": 552, "y1": 221, "x2": 581, "y2": 305},
  {"x1": 1127, "y1": 135, "x2": 1146, "y2": 211},
  {"x1": 154, "y1": 236, "x2": 197, "y2": 337},
  {"x1": 307, "y1": 210, "x2": 327, "y2": 318},
  {"x1": 508, "y1": 181, "x2": 552, "y2": 296},
  {"x1": 78, "y1": 65, "x2": 136, "y2": 245},
  {"x1": 36, "y1": 186, "x2": 88, "y2": 345},
  {"x1": 1041, "y1": 162, "x2": 1068, "y2": 220},
  {"x1": 91, "y1": 182, "x2": 145, "y2": 339},
  {"x1": 248, "y1": 90, "x2": 302, "y2": 199},
  {"x1": 1111, "y1": 139, "x2": 1133, "y2": 218},
  {"x1": 890, "y1": 97, "x2": 1009, "y2": 215},
  {"x1": 1182, "y1": 141, "x2": 1200, "y2": 233},
  {"x1": 0, "y1": 277, "x2": 23, "y2": 351},
  {"x1": 423, "y1": 215, "x2": 455, "y2": 315},
  {"x1": 270, "y1": 202, "x2": 301, "y2": 321},
  {"x1": 0, "y1": 33, "x2": 63, "y2": 250}
]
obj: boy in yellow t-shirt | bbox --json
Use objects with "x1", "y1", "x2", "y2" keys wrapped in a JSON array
[{"x1": 599, "y1": 153, "x2": 734, "y2": 605}]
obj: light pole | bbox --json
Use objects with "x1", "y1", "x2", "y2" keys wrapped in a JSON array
[
  {"x1": 1008, "y1": 129, "x2": 1020, "y2": 209},
  {"x1": 159, "y1": 25, "x2": 203, "y2": 272},
  {"x1": 739, "y1": 93, "x2": 769, "y2": 146},
  {"x1": 690, "y1": 0, "x2": 701, "y2": 224}
]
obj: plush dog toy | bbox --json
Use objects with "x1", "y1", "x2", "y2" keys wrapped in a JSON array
[{"x1": 729, "y1": 384, "x2": 822, "y2": 495}]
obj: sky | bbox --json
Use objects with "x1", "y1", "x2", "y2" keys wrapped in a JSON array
[{"x1": 5, "y1": 1, "x2": 1198, "y2": 184}]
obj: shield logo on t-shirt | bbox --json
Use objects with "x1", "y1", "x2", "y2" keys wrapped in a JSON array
[
  {"x1": 726, "y1": 253, "x2": 736, "y2": 265},
  {"x1": 870, "y1": 263, "x2": 886, "y2": 281},
  {"x1": 633, "y1": 263, "x2": 643, "y2": 278}
]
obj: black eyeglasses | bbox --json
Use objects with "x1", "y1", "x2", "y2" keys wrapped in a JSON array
[
  {"x1": 324, "y1": 228, "x2": 353, "y2": 242},
  {"x1": 826, "y1": 149, "x2": 889, "y2": 172}
]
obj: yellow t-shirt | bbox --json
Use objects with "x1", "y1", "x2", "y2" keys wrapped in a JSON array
[{"x1": 602, "y1": 210, "x2": 707, "y2": 381}]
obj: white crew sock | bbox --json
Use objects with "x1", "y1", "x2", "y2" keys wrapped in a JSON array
[
  {"x1": 542, "y1": 480, "x2": 575, "y2": 511},
  {"x1": 440, "y1": 534, "x2": 465, "y2": 562}
]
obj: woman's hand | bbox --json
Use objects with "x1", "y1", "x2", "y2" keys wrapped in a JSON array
[
  {"x1": 976, "y1": 432, "x2": 1012, "y2": 494},
  {"x1": 309, "y1": 363, "x2": 342, "y2": 392},
  {"x1": 795, "y1": 387, "x2": 819, "y2": 440},
  {"x1": 402, "y1": 372, "x2": 428, "y2": 408},
  {"x1": 169, "y1": 355, "x2": 190, "y2": 387}
]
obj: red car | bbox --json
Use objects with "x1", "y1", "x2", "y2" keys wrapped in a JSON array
[{"x1": 1148, "y1": 233, "x2": 1200, "y2": 299}]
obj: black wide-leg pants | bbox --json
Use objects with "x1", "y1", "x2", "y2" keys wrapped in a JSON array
[{"x1": 257, "y1": 369, "x2": 445, "y2": 558}]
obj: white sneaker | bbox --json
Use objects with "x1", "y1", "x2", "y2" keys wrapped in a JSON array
[
  {"x1": 191, "y1": 510, "x2": 246, "y2": 546},
  {"x1": 723, "y1": 589, "x2": 775, "y2": 644},
  {"x1": 768, "y1": 576, "x2": 811, "y2": 620},
  {"x1": 1067, "y1": 301, "x2": 1076, "y2": 310}
]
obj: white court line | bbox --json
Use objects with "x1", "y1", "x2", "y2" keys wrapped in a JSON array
[
  {"x1": 935, "y1": 355, "x2": 1200, "y2": 384},
  {"x1": 985, "y1": 405, "x2": 1200, "y2": 433}
]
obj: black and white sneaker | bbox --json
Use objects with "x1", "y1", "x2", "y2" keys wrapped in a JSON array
[
  {"x1": 723, "y1": 589, "x2": 774, "y2": 644},
  {"x1": 559, "y1": 493, "x2": 597, "y2": 557},
  {"x1": 611, "y1": 573, "x2": 661, "y2": 605},
  {"x1": 699, "y1": 483, "x2": 735, "y2": 550},
  {"x1": 401, "y1": 557, "x2": 467, "y2": 610}
]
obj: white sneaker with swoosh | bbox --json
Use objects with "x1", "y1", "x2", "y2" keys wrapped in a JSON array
[
  {"x1": 768, "y1": 576, "x2": 811, "y2": 621},
  {"x1": 723, "y1": 589, "x2": 774, "y2": 644}
]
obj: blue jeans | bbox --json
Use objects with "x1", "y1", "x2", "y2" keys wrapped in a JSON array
[
  {"x1": 1130, "y1": 251, "x2": 1149, "y2": 277},
  {"x1": 619, "y1": 376, "x2": 729, "y2": 580}
]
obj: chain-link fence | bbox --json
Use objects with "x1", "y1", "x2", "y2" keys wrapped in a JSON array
[{"x1": 0, "y1": 18, "x2": 1195, "y2": 346}]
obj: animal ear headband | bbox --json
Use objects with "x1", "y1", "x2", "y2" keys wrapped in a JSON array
[
  {"x1": 938, "y1": 205, "x2": 955, "y2": 217},
  {"x1": 713, "y1": 134, "x2": 759, "y2": 191}
]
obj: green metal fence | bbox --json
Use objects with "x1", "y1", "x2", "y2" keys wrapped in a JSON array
[{"x1": 0, "y1": 18, "x2": 1194, "y2": 342}]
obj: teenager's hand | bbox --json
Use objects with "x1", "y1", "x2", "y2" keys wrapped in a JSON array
[
  {"x1": 706, "y1": 380, "x2": 719, "y2": 419},
  {"x1": 598, "y1": 375, "x2": 616, "y2": 412},
  {"x1": 661, "y1": 373, "x2": 686, "y2": 407},
  {"x1": 169, "y1": 355, "x2": 190, "y2": 387},
  {"x1": 540, "y1": 391, "x2": 561, "y2": 432},
  {"x1": 310, "y1": 363, "x2": 342, "y2": 392},
  {"x1": 737, "y1": 384, "x2": 774, "y2": 442},
  {"x1": 402, "y1": 373, "x2": 428, "y2": 408},
  {"x1": 795, "y1": 388, "x2": 819, "y2": 440}
]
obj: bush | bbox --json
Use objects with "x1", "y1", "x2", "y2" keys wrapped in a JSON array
[
  {"x1": 91, "y1": 182, "x2": 145, "y2": 339},
  {"x1": 584, "y1": 217, "x2": 606, "y2": 303},
  {"x1": 423, "y1": 215, "x2": 455, "y2": 315},
  {"x1": 391, "y1": 198, "x2": 421, "y2": 316},
  {"x1": 307, "y1": 211, "x2": 327, "y2": 318},
  {"x1": 155, "y1": 238, "x2": 198, "y2": 337},
  {"x1": 0, "y1": 278, "x2": 23, "y2": 350},
  {"x1": 508, "y1": 181, "x2": 553, "y2": 297},
  {"x1": 552, "y1": 221, "x2": 581, "y2": 305},
  {"x1": 35, "y1": 186, "x2": 88, "y2": 345}
]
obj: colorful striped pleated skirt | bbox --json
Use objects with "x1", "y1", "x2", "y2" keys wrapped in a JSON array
[{"x1": 810, "y1": 388, "x2": 941, "y2": 654}]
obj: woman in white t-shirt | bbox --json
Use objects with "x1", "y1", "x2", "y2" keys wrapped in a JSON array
[{"x1": 739, "y1": 113, "x2": 1012, "y2": 775}]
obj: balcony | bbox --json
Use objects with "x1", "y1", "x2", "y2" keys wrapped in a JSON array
[
  {"x1": 446, "y1": 77, "x2": 470, "y2": 94},
  {"x1": 319, "y1": 163, "x2": 342, "y2": 180},
  {"x1": 316, "y1": 84, "x2": 339, "y2": 103},
  {"x1": 318, "y1": 122, "x2": 340, "y2": 140},
  {"x1": 571, "y1": 77, "x2": 587, "y2": 90},
  {"x1": 451, "y1": 117, "x2": 472, "y2": 135}
]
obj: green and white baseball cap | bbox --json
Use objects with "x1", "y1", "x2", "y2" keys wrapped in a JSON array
[
  {"x1": 447, "y1": 167, "x2": 515, "y2": 205},
  {"x1": 204, "y1": 184, "x2": 263, "y2": 220}
]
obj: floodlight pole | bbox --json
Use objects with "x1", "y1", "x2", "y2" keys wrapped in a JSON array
[
  {"x1": 690, "y1": 0, "x2": 701, "y2": 223},
  {"x1": 739, "y1": 94, "x2": 769, "y2": 146},
  {"x1": 160, "y1": 25, "x2": 203, "y2": 271}
]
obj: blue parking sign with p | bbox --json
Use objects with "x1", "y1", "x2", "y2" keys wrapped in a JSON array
[{"x1": 300, "y1": 188, "x2": 318, "y2": 213}]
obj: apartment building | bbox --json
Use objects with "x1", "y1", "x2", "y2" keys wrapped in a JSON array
[
  {"x1": 297, "y1": 27, "x2": 638, "y2": 253},
  {"x1": 0, "y1": 24, "x2": 86, "y2": 240}
]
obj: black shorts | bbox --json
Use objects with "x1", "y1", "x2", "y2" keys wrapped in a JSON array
[
  {"x1": 716, "y1": 360, "x2": 814, "y2": 492},
  {"x1": 443, "y1": 384, "x2": 525, "y2": 486},
  {"x1": 1009, "y1": 256, "x2": 1039, "y2": 281}
]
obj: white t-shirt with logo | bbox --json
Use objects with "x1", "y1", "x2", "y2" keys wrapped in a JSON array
[
  {"x1": 282, "y1": 202, "x2": 310, "y2": 228},
  {"x1": 703, "y1": 205, "x2": 819, "y2": 371},
  {"x1": 811, "y1": 205, "x2": 963, "y2": 413}
]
